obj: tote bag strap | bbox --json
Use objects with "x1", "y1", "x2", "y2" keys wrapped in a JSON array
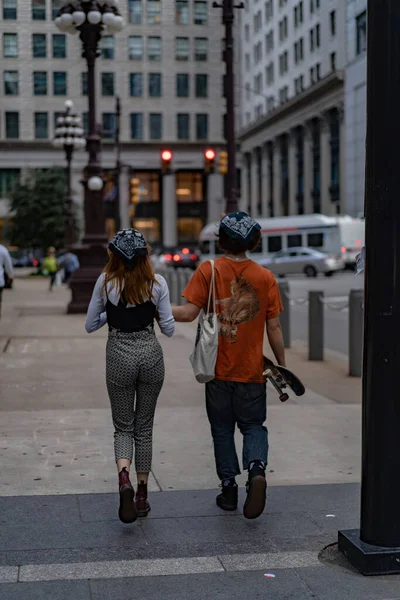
[{"x1": 206, "y1": 259, "x2": 216, "y2": 316}]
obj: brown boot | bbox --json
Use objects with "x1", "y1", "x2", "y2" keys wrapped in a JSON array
[
  {"x1": 118, "y1": 467, "x2": 137, "y2": 524},
  {"x1": 136, "y1": 481, "x2": 151, "y2": 517}
]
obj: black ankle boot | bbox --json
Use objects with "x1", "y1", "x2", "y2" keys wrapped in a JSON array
[
  {"x1": 216, "y1": 479, "x2": 238, "y2": 511},
  {"x1": 243, "y1": 462, "x2": 267, "y2": 520},
  {"x1": 118, "y1": 467, "x2": 137, "y2": 524}
]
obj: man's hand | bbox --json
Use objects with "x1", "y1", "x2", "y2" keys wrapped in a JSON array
[
  {"x1": 172, "y1": 303, "x2": 201, "y2": 323},
  {"x1": 266, "y1": 317, "x2": 286, "y2": 367}
]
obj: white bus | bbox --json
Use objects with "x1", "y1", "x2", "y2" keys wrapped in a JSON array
[{"x1": 199, "y1": 214, "x2": 365, "y2": 268}]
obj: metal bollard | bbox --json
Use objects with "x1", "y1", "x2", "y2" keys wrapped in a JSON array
[
  {"x1": 170, "y1": 269, "x2": 179, "y2": 305},
  {"x1": 278, "y1": 281, "x2": 291, "y2": 348},
  {"x1": 349, "y1": 289, "x2": 364, "y2": 377},
  {"x1": 309, "y1": 290, "x2": 324, "y2": 361}
]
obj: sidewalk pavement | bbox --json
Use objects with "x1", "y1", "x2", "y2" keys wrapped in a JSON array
[{"x1": 1, "y1": 277, "x2": 398, "y2": 599}]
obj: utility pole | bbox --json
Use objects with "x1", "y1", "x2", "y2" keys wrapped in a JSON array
[
  {"x1": 114, "y1": 96, "x2": 121, "y2": 232},
  {"x1": 338, "y1": 0, "x2": 400, "y2": 575},
  {"x1": 213, "y1": 0, "x2": 243, "y2": 214}
]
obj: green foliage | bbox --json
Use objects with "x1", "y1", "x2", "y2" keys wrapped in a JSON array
[{"x1": 9, "y1": 168, "x2": 68, "y2": 251}]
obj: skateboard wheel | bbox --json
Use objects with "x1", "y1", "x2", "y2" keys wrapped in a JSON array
[
  {"x1": 263, "y1": 369, "x2": 272, "y2": 378},
  {"x1": 280, "y1": 393, "x2": 289, "y2": 403}
]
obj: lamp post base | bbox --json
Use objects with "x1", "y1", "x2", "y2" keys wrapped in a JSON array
[
  {"x1": 338, "y1": 529, "x2": 400, "y2": 576},
  {"x1": 67, "y1": 242, "x2": 107, "y2": 314}
]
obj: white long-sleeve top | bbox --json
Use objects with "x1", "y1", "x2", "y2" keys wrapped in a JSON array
[
  {"x1": 85, "y1": 273, "x2": 175, "y2": 337},
  {"x1": 0, "y1": 244, "x2": 14, "y2": 288}
]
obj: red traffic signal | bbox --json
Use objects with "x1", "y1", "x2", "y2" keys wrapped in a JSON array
[
  {"x1": 204, "y1": 148, "x2": 216, "y2": 174},
  {"x1": 161, "y1": 149, "x2": 172, "y2": 174}
]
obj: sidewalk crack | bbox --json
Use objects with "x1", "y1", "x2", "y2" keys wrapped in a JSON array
[{"x1": 3, "y1": 337, "x2": 11, "y2": 353}]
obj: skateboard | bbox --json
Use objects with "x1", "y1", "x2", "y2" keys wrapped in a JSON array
[{"x1": 262, "y1": 356, "x2": 305, "y2": 403}]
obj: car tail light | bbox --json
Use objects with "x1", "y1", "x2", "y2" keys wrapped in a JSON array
[
  {"x1": 173, "y1": 254, "x2": 181, "y2": 262},
  {"x1": 33, "y1": 259, "x2": 39, "y2": 267},
  {"x1": 341, "y1": 246, "x2": 346, "y2": 254},
  {"x1": 190, "y1": 254, "x2": 198, "y2": 261},
  {"x1": 164, "y1": 253, "x2": 172, "y2": 261},
  {"x1": 182, "y1": 247, "x2": 190, "y2": 255}
]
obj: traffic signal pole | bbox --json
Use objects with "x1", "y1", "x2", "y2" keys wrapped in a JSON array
[
  {"x1": 213, "y1": 0, "x2": 243, "y2": 214},
  {"x1": 338, "y1": 0, "x2": 400, "y2": 575}
]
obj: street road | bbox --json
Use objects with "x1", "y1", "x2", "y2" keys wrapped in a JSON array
[{"x1": 282, "y1": 272, "x2": 364, "y2": 356}]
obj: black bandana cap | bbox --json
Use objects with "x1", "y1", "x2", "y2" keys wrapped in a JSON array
[
  {"x1": 109, "y1": 228, "x2": 148, "y2": 270},
  {"x1": 220, "y1": 212, "x2": 261, "y2": 242}
]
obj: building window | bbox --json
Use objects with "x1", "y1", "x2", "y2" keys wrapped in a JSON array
[
  {"x1": 53, "y1": 71, "x2": 67, "y2": 95},
  {"x1": 3, "y1": 33, "x2": 18, "y2": 57},
  {"x1": 129, "y1": 36, "x2": 143, "y2": 60},
  {"x1": 176, "y1": 0, "x2": 189, "y2": 24},
  {"x1": 3, "y1": 0, "x2": 17, "y2": 19},
  {"x1": 330, "y1": 10, "x2": 336, "y2": 36},
  {"x1": 101, "y1": 72, "x2": 114, "y2": 96},
  {"x1": 316, "y1": 23, "x2": 320, "y2": 47},
  {"x1": 81, "y1": 72, "x2": 88, "y2": 95},
  {"x1": 148, "y1": 36, "x2": 162, "y2": 61},
  {"x1": 176, "y1": 172, "x2": 203, "y2": 203},
  {"x1": 147, "y1": 0, "x2": 161, "y2": 23},
  {"x1": 177, "y1": 113, "x2": 190, "y2": 140},
  {"x1": 32, "y1": 33, "x2": 46, "y2": 58},
  {"x1": 310, "y1": 28, "x2": 315, "y2": 52},
  {"x1": 279, "y1": 86, "x2": 289, "y2": 104},
  {"x1": 265, "y1": 30, "x2": 274, "y2": 53},
  {"x1": 101, "y1": 113, "x2": 115, "y2": 139},
  {"x1": 330, "y1": 52, "x2": 336, "y2": 71},
  {"x1": 176, "y1": 73, "x2": 189, "y2": 97},
  {"x1": 194, "y1": 37, "x2": 208, "y2": 61},
  {"x1": 176, "y1": 37, "x2": 189, "y2": 60},
  {"x1": 149, "y1": 113, "x2": 162, "y2": 140},
  {"x1": 196, "y1": 114, "x2": 208, "y2": 140},
  {"x1": 32, "y1": 0, "x2": 45, "y2": 19},
  {"x1": 195, "y1": 73, "x2": 208, "y2": 98},
  {"x1": 4, "y1": 71, "x2": 18, "y2": 95},
  {"x1": 130, "y1": 73, "x2": 143, "y2": 97},
  {"x1": 128, "y1": 0, "x2": 142, "y2": 24},
  {"x1": 130, "y1": 113, "x2": 143, "y2": 140},
  {"x1": 149, "y1": 73, "x2": 162, "y2": 97},
  {"x1": 33, "y1": 71, "x2": 47, "y2": 95},
  {"x1": 194, "y1": 0, "x2": 207, "y2": 25},
  {"x1": 82, "y1": 112, "x2": 88, "y2": 136},
  {"x1": 356, "y1": 11, "x2": 367, "y2": 55},
  {"x1": 5, "y1": 112, "x2": 19, "y2": 139},
  {"x1": 100, "y1": 36, "x2": 115, "y2": 59},
  {"x1": 52, "y1": 0, "x2": 61, "y2": 19},
  {"x1": 279, "y1": 51, "x2": 288, "y2": 75},
  {"x1": 0, "y1": 169, "x2": 20, "y2": 197},
  {"x1": 52, "y1": 34, "x2": 66, "y2": 58},
  {"x1": 35, "y1": 112, "x2": 48, "y2": 139},
  {"x1": 266, "y1": 61, "x2": 274, "y2": 85}
]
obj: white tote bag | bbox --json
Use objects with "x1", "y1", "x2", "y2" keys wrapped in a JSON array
[{"x1": 189, "y1": 260, "x2": 219, "y2": 384}]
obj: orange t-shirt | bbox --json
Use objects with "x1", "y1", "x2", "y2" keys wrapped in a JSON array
[{"x1": 183, "y1": 257, "x2": 283, "y2": 383}]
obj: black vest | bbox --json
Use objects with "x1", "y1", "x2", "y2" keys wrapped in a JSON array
[{"x1": 106, "y1": 292, "x2": 156, "y2": 333}]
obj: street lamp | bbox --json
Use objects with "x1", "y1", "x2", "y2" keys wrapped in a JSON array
[
  {"x1": 55, "y1": 0, "x2": 124, "y2": 314},
  {"x1": 53, "y1": 100, "x2": 85, "y2": 248}
]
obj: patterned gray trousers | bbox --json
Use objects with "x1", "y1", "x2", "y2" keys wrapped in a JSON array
[{"x1": 106, "y1": 328, "x2": 165, "y2": 471}]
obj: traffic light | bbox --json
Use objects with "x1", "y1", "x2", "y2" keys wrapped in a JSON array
[
  {"x1": 204, "y1": 148, "x2": 216, "y2": 174},
  {"x1": 161, "y1": 150, "x2": 172, "y2": 175},
  {"x1": 218, "y1": 151, "x2": 228, "y2": 174},
  {"x1": 130, "y1": 177, "x2": 140, "y2": 204}
]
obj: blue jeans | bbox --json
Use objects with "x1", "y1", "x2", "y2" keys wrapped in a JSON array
[{"x1": 205, "y1": 380, "x2": 268, "y2": 481}]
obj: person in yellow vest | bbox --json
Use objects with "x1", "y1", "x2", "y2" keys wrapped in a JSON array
[{"x1": 43, "y1": 247, "x2": 58, "y2": 292}]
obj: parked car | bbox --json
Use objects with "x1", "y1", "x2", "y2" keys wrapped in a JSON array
[
  {"x1": 258, "y1": 247, "x2": 344, "y2": 278},
  {"x1": 162, "y1": 247, "x2": 200, "y2": 270},
  {"x1": 9, "y1": 249, "x2": 40, "y2": 268}
]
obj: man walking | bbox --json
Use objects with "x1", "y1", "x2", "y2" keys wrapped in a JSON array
[
  {"x1": 0, "y1": 244, "x2": 14, "y2": 319},
  {"x1": 173, "y1": 212, "x2": 286, "y2": 519}
]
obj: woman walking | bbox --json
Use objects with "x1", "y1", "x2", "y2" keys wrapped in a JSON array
[{"x1": 85, "y1": 229, "x2": 174, "y2": 523}]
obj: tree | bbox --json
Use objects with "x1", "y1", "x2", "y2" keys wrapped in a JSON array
[{"x1": 9, "y1": 168, "x2": 69, "y2": 251}]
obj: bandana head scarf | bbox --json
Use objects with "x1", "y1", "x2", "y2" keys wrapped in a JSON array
[
  {"x1": 219, "y1": 212, "x2": 261, "y2": 243},
  {"x1": 108, "y1": 229, "x2": 148, "y2": 270}
]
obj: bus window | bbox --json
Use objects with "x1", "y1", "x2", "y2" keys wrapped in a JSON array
[
  {"x1": 287, "y1": 234, "x2": 302, "y2": 247},
  {"x1": 307, "y1": 233, "x2": 323, "y2": 248},
  {"x1": 199, "y1": 240, "x2": 210, "y2": 254},
  {"x1": 268, "y1": 236, "x2": 282, "y2": 253}
]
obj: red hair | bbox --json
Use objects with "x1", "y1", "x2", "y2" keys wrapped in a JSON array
[{"x1": 103, "y1": 249, "x2": 156, "y2": 305}]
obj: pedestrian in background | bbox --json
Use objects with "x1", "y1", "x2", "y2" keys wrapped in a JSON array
[
  {"x1": 62, "y1": 251, "x2": 80, "y2": 284},
  {"x1": 173, "y1": 212, "x2": 286, "y2": 520},
  {"x1": 0, "y1": 244, "x2": 14, "y2": 319},
  {"x1": 85, "y1": 229, "x2": 174, "y2": 524},
  {"x1": 43, "y1": 247, "x2": 58, "y2": 292}
]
